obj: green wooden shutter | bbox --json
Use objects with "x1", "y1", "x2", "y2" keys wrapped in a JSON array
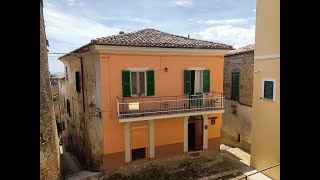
[
  {"x1": 264, "y1": 81, "x2": 274, "y2": 99},
  {"x1": 147, "y1": 70, "x2": 155, "y2": 96},
  {"x1": 184, "y1": 70, "x2": 191, "y2": 94},
  {"x1": 203, "y1": 70, "x2": 210, "y2": 93},
  {"x1": 231, "y1": 72, "x2": 240, "y2": 101},
  {"x1": 122, "y1": 70, "x2": 131, "y2": 97}
]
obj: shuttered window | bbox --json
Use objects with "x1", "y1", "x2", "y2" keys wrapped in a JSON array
[
  {"x1": 184, "y1": 70, "x2": 191, "y2": 94},
  {"x1": 75, "y1": 71, "x2": 81, "y2": 92},
  {"x1": 203, "y1": 70, "x2": 210, "y2": 93},
  {"x1": 231, "y1": 72, "x2": 240, "y2": 101},
  {"x1": 122, "y1": 71, "x2": 131, "y2": 97},
  {"x1": 263, "y1": 80, "x2": 274, "y2": 100},
  {"x1": 185, "y1": 69, "x2": 210, "y2": 94},
  {"x1": 66, "y1": 99, "x2": 71, "y2": 116},
  {"x1": 122, "y1": 70, "x2": 154, "y2": 97},
  {"x1": 146, "y1": 70, "x2": 155, "y2": 96}
]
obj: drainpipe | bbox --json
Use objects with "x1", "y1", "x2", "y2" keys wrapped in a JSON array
[{"x1": 75, "y1": 55, "x2": 86, "y2": 112}]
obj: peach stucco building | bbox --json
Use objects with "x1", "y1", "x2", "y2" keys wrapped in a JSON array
[{"x1": 58, "y1": 28, "x2": 233, "y2": 171}]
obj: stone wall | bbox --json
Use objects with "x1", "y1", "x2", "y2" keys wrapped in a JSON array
[
  {"x1": 40, "y1": 1, "x2": 60, "y2": 179},
  {"x1": 222, "y1": 51, "x2": 254, "y2": 152},
  {"x1": 60, "y1": 52, "x2": 103, "y2": 171},
  {"x1": 223, "y1": 52, "x2": 254, "y2": 106}
]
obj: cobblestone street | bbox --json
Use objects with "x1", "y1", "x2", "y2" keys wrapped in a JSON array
[
  {"x1": 98, "y1": 144, "x2": 255, "y2": 180},
  {"x1": 61, "y1": 144, "x2": 272, "y2": 180}
]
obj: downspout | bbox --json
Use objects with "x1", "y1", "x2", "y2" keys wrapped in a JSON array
[{"x1": 75, "y1": 55, "x2": 86, "y2": 112}]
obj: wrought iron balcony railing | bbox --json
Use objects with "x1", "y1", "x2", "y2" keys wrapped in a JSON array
[{"x1": 117, "y1": 92, "x2": 224, "y2": 119}]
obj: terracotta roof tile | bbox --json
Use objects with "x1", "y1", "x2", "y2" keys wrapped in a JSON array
[
  {"x1": 225, "y1": 44, "x2": 254, "y2": 57},
  {"x1": 91, "y1": 28, "x2": 233, "y2": 49},
  {"x1": 60, "y1": 28, "x2": 234, "y2": 59}
]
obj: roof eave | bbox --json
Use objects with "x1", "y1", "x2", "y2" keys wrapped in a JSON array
[
  {"x1": 93, "y1": 44, "x2": 232, "y2": 56},
  {"x1": 224, "y1": 50, "x2": 254, "y2": 57},
  {"x1": 58, "y1": 43, "x2": 93, "y2": 61}
]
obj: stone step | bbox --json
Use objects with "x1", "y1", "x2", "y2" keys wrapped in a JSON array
[{"x1": 65, "y1": 171, "x2": 102, "y2": 180}]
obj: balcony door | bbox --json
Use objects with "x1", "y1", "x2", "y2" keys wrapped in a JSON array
[
  {"x1": 190, "y1": 70, "x2": 203, "y2": 95},
  {"x1": 190, "y1": 70, "x2": 203, "y2": 107}
]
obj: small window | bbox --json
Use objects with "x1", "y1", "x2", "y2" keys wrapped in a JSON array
[
  {"x1": 236, "y1": 134, "x2": 240, "y2": 143},
  {"x1": 131, "y1": 71, "x2": 146, "y2": 96},
  {"x1": 66, "y1": 99, "x2": 71, "y2": 116},
  {"x1": 65, "y1": 66, "x2": 68, "y2": 81},
  {"x1": 75, "y1": 71, "x2": 81, "y2": 92},
  {"x1": 209, "y1": 117, "x2": 217, "y2": 125},
  {"x1": 132, "y1": 148, "x2": 146, "y2": 161},
  {"x1": 231, "y1": 72, "x2": 240, "y2": 101},
  {"x1": 262, "y1": 79, "x2": 276, "y2": 100}
]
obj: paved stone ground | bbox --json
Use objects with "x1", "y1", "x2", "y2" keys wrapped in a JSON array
[
  {"x1": 60, "y1": 152, "x2": 83, "y2": 179},
  {"x1": 62, "y1": 144, "x2": 270, "y2": 180},
  {"x1": 61, "y1": 152, "x2": 103, "y2": 180},
  {"x1": 98, "y1": 144, "x2": 254, "y2": 180},
  {"x1": 220, "y1": 144, "x2": 250, "y2": 166}
]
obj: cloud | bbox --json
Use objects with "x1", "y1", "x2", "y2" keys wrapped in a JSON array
[
  {"x1": 65, "y1": 0, "x2": 85, "y2": 6},
  {"x1": 253, "y1": 9, "x2": 256, "y2": 12},
  {"x1": 195, "y1": 25, "x2": 255, "y2": 48},
  {"x1": 173, "y1": 0, "x2": 193, "y2": 7},
  {"x1": 190, "y1": 17, "x2": 255, "y2": 26},
  {"x1": 44, "y1": 8, "x2": 122, "y2": 47},
  {"x1": 44, "y1": 6, "x2": 122, "y2": 72},
  {"x1": 196, "y1": 18, "x2": 247, "y2": 25},
  {"x1": 127, "y1": 17, "x2": 152, "y2": 23},
  {"x1": 99, "y1": 16, "x2": 152, "y2": 24}
]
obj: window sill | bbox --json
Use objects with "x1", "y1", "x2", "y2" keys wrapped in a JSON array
[
  {"x1": 131, "y1": 94, "x2": 147, "y2": 97},
  {"x1": 260, "y1": 97, "x2": 275, "y2": 102}
]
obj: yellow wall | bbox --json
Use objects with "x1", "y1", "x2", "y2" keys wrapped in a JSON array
[
  {"x1": 254, "y1": 0, "x2": 280, "y2": 56},
  {"x1": 99, "y1": 53, "x2": 225, "y2": 155},
  {"x1": 251, "y1": 0, "x2": 280, "y2": 179}
]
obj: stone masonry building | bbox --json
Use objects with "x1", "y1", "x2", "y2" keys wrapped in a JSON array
[
  {"x1": 221, "y1": 44, "x2": 254, "y2": 153},
  {"x1": 40, "y1": 0, "x2": 60, "y2": 179}
]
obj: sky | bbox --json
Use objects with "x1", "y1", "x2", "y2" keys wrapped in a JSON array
[{"x1": 44, "y1": 0, "x2": 256, "y2": 74}]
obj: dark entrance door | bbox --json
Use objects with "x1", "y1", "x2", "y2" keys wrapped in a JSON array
[
  {"x1": 194, "y1": 119, "x2": 203, "y2": 151},
  {"x1": 188, "y1": 122, "x2": 195, "y2": 151},
  {"x1": 188, "y1": 116, "x2": 203, "y2": 152}
]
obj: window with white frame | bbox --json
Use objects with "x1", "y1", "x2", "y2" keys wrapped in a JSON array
[
  {"x1": 131, "y1": 71, "x2": 146, "y2": 96},
  {"x1": 262, "y1": 78, "x2": 276, "y2": 101}
]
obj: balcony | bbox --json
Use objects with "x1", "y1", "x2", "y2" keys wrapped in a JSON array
[{"x1": 117, "y1": 92, "x2": 224, "y2": 122}]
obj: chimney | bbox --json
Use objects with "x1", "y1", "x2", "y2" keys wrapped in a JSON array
[
  {"x1": 188, "y1": 34, "x2": 190, "y2": 39},
  {"x1": 119, "y1": 31, "x2": 124, "y2": 35}
]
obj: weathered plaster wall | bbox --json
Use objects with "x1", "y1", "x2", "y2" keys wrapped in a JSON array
[
  {"x1": 81, "y1": 53, "x2": 104, "y2": 171},
  {"x1": 40, "y1": 1, "x2": 60, "y2": 179},
  {"x1": 222, "y1": 51, "x2": 253, "y2": 152},
  {"x1": 221, "y1": 100, "x2": 252, "y2": 152},
  {"x1": 60, "y1": 52, "x2": 103, "y2": 171}
]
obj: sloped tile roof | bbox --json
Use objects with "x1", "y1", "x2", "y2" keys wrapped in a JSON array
[
  {"x1": 91, "y1": 28, "x2": 233, "y2": 49},
  {"x1": 59, "y1": 28, "x2": 234, "y2": 59},
  {"x1": 225, "y1": 44, "x2": 254, "y2": 57}
]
